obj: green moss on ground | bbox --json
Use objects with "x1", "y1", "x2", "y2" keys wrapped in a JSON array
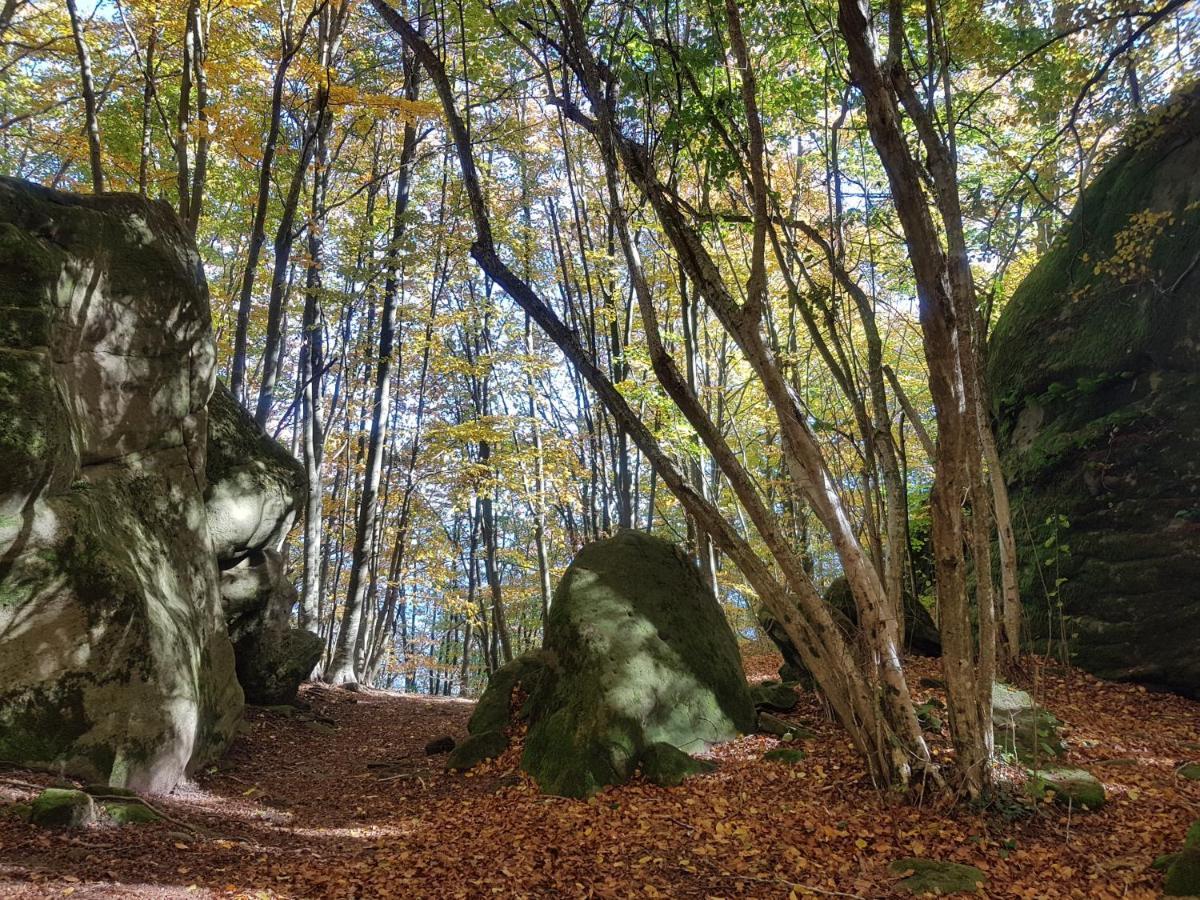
[
  {"x1": 762, "y1": 748, "x2": 806, "y2": 764},
  {"x1": 638, "y1": 743, "x2": 716, "y2": 787},
  {"x1": 889, "y1": 858, "x2": 985, "y2": 895}
]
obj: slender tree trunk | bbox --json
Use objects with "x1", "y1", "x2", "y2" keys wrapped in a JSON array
[
  {"x1": 65, "y1": 0, "x2": 103, "y2": 193},
  {"x1": 327, "y1": 59, "x2": 421, "y2": 682}
]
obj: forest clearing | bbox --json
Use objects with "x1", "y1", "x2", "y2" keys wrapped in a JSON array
[{"x1": 3, "y1": 653, "x2": 1199, "y2": 899}]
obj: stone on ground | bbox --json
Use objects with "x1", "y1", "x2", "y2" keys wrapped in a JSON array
[
  {"x1": 29, "y1": 788, "x2": 96, "y2": 828},
  {"x1": 992, "y1": 682, "x2": 1066, "y2": 762},
  {"x1": 749, "y1": 682, "x2": 797, "y2": 712},
  {"x1": 1029, "y1": 767, "x2": 1106, "y2": 810},
  {"x1": 889, "y1": 858, "x2": 985, "y2": 895},
  {"x1": 451, "y1": 531, "x2": 756, "y2": 797},
  {"x1": 1180, "y1": 763, "x2": 1200, "y2": 781}
]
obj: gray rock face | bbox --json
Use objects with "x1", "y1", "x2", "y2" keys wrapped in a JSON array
[
  {"x1": 989, "y1": 89, "x2": 1200, "y2": 696},
  {"x1": 449, "y1": 531, "x2": 756, "y2": 797},
  {"x1": 0, "y1": 177, "x2": 242, "y2": 792},
  {"x1": 204, "y1": 382, "x2": 317, "y2": 705},
  {"x1": 205, "y1": 381, "x2": 304, "y2": 561}
]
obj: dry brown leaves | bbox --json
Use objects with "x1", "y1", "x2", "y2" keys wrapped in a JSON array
[{"x1": 0, "y1": 657, "x2": 1197, "y2": 899}]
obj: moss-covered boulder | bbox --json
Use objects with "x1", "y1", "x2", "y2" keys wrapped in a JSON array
[
  {"x1": 989, "y1": 88, "x2": 1200, "y2": 697},
  {"x1": 991, "y1": 682, "x2": 1066, "y2": 762},
  {"x1": 29, "y1": 788, "x2": 96, "y2": 828},
  {"x1": 0, "y1": 178, "x2": 242, "y2": 792},
  {"x1": 889, "y1": 858, "x2": 985, "y2": 895},
  {"x1": 454, "y1": 532, "x2": 755, "y2": 797},
  {"x1": 1029, "y1": 767, "x2": 1106, "y2": 810}
]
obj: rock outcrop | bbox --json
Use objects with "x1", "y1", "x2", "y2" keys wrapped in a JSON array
[
  {"x1": 0, "y1": 178, "x2": 242, "y2": 791},
  {"x1": 447, "y1": 530, "x2": 756, "y2": 797},
  {"x1": 206, "y1": 381, "x2": 318, "y2": 704},
  {"x1": 989, "y1": 89, "x2": 1200, "y2": 696}
]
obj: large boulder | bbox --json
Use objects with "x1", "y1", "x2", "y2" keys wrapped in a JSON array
[
  {"x1": 989, "y1": 88, "x2": 1200, "y2": 696},
  {"x1": 204, "y1": 381, "x2": 317, "y2": 704},
  {"x1": 0, "y1": 178, "x2": 242, "y2": 792},
  {"x1": 758, "y1": 575, "x2": 941, "y2": 684},
  {"x1": 448, "y1": 531, "x2": 756, "y2": 797}
]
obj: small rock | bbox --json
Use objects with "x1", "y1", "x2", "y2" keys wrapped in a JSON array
[
  {"x1": 889, "y1": 858, "x2": 985, "y2": 895},
  {"x1": 992, "y1": 682, "x2": 1066, "y2": 762},
  {"x1": 29, "y1": 788, "x2": 96, "y2": 828},
  {"x1": 1029, "y1": 767, "x2": 1106, "y2": 810},
  {"x1": 762, "y1": 748, "x2": 806, "y2": 765},
  {"x1": 750, "y1": 682, "x2": 798, "y2": 712},
  {"x1": 425, "y1": 735, "x2": 456, "y2": 755},
  {"x1": 105, "y1": 802, "x2": 161, "y2": 825},
  {"x1": 757, "y1": 712, "x2": 791, "y2": 736},
  {"x1": 1179, "y1": 763, "x2": 1200, "y2": 781}
]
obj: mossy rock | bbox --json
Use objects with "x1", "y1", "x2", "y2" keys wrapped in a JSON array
[
  {"x1": 1180, "y1": 763, "x2": 1200, "y2": 781},
  {"x1": 446, "y1": 730, "x2": 509, "y2": 771},
  {"x1": 29, "y1": 788, "x2": 95, "y2": 828},
  {"x1": 992, "y1": 683, "x2": 1066, "y2": 763},
  {"x1": 1029, "y1": 767, "x2": 1106, "y2": 810},
  {"x1": 989, "y1": 87, "x2": 1200, "y2": 698},
  {"x1": 638, "y1": 743, "x2": 716, "y2": 787},
  {"x1": 0, "y1": 178, "x2": 244, "y2": 792},
  {"x1": 1165, "y1": 847, "x2": 1200, "y2": 897},
  {"x1": 757, "y1": 712, "x2": 792, "y2": 737},
  {"x1": 763, "y1": 748, "x2": 806, "y2": 765},
  {"x1": 84, "y1": 783, "x2": 137, "y2": 799},
  {"x1": 105, "y1": 802, "x2": 161, "y2": 825},
  {"x1": 750, "y1": 682, "x2": 797, "y2": 712},
  {"x1": 889, "y1": 858, "x2": 985, "y2": 895}
]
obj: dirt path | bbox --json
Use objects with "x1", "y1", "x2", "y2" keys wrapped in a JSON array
[{"x1": 2, "y1": 658, "x2": 1198, "y2": 898}]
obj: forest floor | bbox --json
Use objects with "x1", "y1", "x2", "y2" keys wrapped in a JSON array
[{"x1": 1, "y1": 653, "x2": 1198, "y2": 899}]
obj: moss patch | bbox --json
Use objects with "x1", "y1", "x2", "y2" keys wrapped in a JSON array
[
  {"x1": 29, "y1": 788, "x2": 95, "y2": 828},
  {"x1": 638, "y1": 742, "x2": 716, "y2": 787},
  {"x1": 889, "y1": 858, "x2": 985, "y2": 895}
]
